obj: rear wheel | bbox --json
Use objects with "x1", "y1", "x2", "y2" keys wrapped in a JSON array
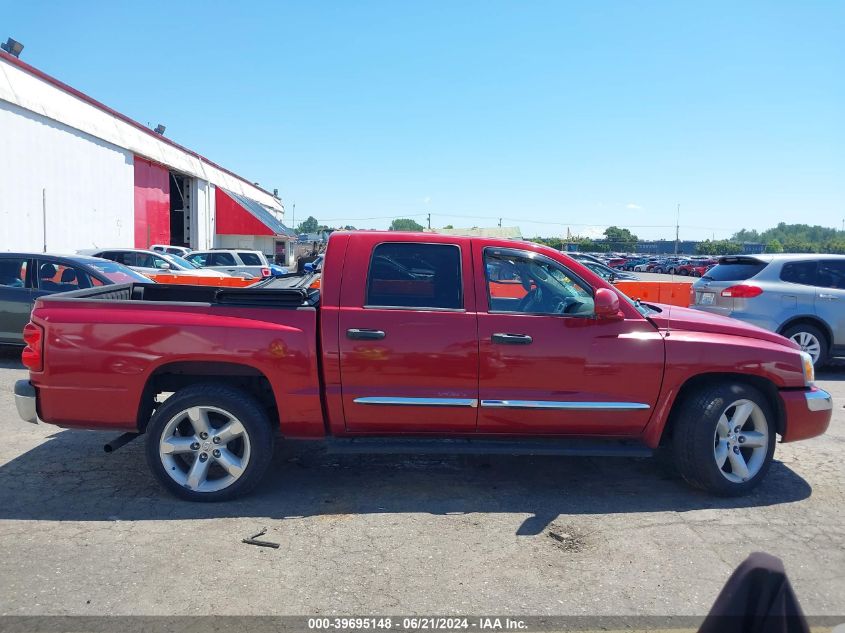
[
  {"x1": 672, "y1": 382, "x2": 776, "y2": 496},
  {"x1": 678, "y1": 269, "x2": 689, "y2": 276},
  {"x1": 145, "y1": 384, "x2": 274, "y2": 501},
  {"x1": 781, "y1": 323, "x2": 828, "y2": 368}
]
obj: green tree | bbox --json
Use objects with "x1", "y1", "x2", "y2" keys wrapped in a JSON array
[
  {"x1": 296, "y1": 216, "x2": 319, "y2": 233},
  {"x1": 389, "y1": 218, "x2": 425, "y2": 231},
  {"x1": 764, "y1": 239, "x2": 783, "y2": 253},
  {"x1": 443, "y1": 224, "x2": 454, "y2": 229},
  {"x1": 603, "y1": 226, "x2": 639, "y2": 246}
]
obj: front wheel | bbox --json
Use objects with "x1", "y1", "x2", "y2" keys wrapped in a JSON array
[
  {"x1": 145, "y1": 384, "x2": 274, "y2": 501},
  {"x1": 671, "y1": 382, "x2": 775, "y2": 496}
]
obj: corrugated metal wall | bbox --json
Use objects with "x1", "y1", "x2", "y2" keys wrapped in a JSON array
[{"x1": 0, "y1": 101, "x2": 134, "y2": 253}]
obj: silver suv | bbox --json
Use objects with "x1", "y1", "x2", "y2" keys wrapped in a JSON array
[
  {"x1": 185, "y1": 249, "x2": 271, "y2": 279},
  {"x1": 692, "y1": 254, "x2": 845, "y2": 367}
]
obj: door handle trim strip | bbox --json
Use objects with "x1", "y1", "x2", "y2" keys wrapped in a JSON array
[
  {"x1": 354, "y1": 397, "x2": 478, "y2": 408},
  {"x1": 480, "y1": 400, "x2": 651, "y2": 410}
]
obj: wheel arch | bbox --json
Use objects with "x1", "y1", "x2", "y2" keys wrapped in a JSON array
[
  {"x1": 138, "y1": 360, "x2": 279, "y2": 433},
  {"x1": 777, "y1": 316, "x2": 832, "y2": 351},
  {"x1": 659, "y1": 372, "x2": 785, "y2": 445}
]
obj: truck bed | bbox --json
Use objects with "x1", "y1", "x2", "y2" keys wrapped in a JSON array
[{"x1": 39, "y1": 282, "x2": 320, "y2": 308}]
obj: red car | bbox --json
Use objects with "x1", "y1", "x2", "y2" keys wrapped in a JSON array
[
  {"x1": 676, "y1": 259, "x2": 717, "y2": 276},
  {"x1": 14, "y1": 232, "x2": 831, "y2": 501}
]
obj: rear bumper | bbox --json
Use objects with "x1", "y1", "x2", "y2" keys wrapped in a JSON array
[
  {"x1": 14, "y1": 380, "x2": 38, "y2": 424},
  {"x1": 779, "y1": 387, "x2": 832, "y2": 442}
]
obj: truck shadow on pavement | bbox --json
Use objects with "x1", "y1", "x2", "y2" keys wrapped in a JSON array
[{"x1": 0, "y1": 429, "x2": 812, "y2": 535}]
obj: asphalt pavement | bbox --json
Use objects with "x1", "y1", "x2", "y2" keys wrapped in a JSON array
[{"x1": 0, "y1": 345, "x2": 842, "y2": 617}]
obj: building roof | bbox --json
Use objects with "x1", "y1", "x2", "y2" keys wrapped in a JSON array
[
  {"x1": 429, "y1": 226, "x2": 523, "y2": 239},
  {"x1": 0, "y1": 49, "x2": 282, "y2": 213}
]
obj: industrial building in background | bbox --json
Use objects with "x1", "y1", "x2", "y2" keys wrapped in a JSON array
[{"x1": 0, "y1": 49, "x2": 296, "y2": 265}]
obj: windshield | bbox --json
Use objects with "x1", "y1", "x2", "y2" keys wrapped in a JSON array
[{"x1": 87, "y1": 260, "x2": 153, "y2": 284}]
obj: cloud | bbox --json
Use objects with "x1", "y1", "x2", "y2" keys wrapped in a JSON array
[{"x1": 625, "y1": 203, "x2": 642, "y2": 210}]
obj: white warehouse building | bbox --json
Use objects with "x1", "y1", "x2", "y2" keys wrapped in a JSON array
[{"x1": 0, "y1": 50, "x2": 295, "y2": 265}]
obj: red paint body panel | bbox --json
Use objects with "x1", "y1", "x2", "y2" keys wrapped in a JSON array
[
  {"x1": 133, "y1": 157, "x2": 170, "y2": 248},
  {"x1": 27, "y1": 231, "x2": 830, "y2": 451},
  {"x1": 780, "y1": 388, "x2": 831, "y2": 442},
  {"x1": 30, "y1": 302, "x2": 324, "y2": 437},
  {"x1": 215, "y1": 188, "x2": 274, "y2": 236}
]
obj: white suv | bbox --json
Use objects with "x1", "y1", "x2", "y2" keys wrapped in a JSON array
[{"x1": 185, "y1": 250, "x2": 272, "y2": 279}]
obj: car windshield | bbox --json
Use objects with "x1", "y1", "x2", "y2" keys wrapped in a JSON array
[
  {"x1": 162, "y1": 254, "x2": 200, "y2": 270},
  {"x1": 86, "y1": 260, "x2": 153, "y2": 284}
]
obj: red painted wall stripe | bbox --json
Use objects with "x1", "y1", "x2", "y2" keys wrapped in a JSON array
[{"x1": 134, "y1": 156, "x2": 170, "y2": 247}]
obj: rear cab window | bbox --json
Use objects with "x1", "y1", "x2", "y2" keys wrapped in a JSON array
[
  {"x1": 366, "y1": 243, "x2": 462, "y2": 309},
  {"x1": 703, "y1": 257, "x2": 768, "y2": 282}
]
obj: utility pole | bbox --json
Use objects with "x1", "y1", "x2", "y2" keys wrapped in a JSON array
[
  {"x1": 674, "y1": 203, "x2": 680, "y2": 255},
  {"x1": 427, "y1": 213, "x2": 431, "y2": 230},
  {"x1": 498, "y1": 218, "x2": 502, "y2": 227},
  {"x1": 291, "y1": 202, "x2": 296, "y2": 231}
]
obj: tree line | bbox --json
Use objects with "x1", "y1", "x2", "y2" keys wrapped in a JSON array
[{"x1": 295, "y1": 216, "x2": 845, "y2": 256}]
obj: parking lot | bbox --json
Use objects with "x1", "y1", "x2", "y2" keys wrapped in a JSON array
[{"x1": 0, "y1": 345, "x2": 842, "y2": 617}]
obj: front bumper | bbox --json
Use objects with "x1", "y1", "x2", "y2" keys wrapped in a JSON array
[
  {"x1": 14, "y1": 380, "x2": 38, "y2": 424},
  {"x1": 780, "y1": 387, "x2": 832, "y2": 442}
]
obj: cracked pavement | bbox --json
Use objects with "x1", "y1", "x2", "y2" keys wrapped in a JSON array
[{"x1": 0, "y1": 347, "x2": 842, "y2": 616}]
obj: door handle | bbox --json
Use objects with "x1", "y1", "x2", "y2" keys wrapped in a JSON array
[
  {"x1": 347, "y1": 328, "x2": 386, "y2": 340},
  {"x1": 491, "y1": 333, "x2": 533, "y2": 345},
  {"x1": 819, "y1": 293, "x2": 839, "y2": 300}
]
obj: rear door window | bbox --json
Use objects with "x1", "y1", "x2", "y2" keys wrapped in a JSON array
[
  {"x1": 237, "y1": 252, "x2": 263, "y2": 266},
  {"x1": 366, "y1": 243, "x2": 462, "y2": 309},
  {"x1": 0, "y1": 258, "x2": 29, "y2": 288},
  {"x1": 703, "y1": 257, "x2": 768, "y2": 282},
  {"x1": 816, "y1": 260, "x2": 845, "y2": 289},
  {"x1": 210, "y1": 252, "x2": 237, "y2": 266},
  {"x1": 780, "y1": 261, "x2": 818, "y2": 286},
  {"x1": 35, "y1": 262, "x2": 94, "y2": 291}
]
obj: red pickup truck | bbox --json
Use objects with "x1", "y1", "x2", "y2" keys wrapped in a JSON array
[{"x1": 14, "y1": 232, "x2": 831, "y2": 501}]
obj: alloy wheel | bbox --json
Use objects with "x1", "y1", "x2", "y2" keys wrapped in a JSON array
[
  {"x1": 790, "y1": 331, "x2": 822, "y2": 364},
  {"x1": 158, "y1": 406, "x2": 252, "y2": 492},
  {"x1": 713, "y1": 399, "x2": 769, "y2": 483}
]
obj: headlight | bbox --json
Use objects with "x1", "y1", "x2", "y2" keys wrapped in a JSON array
[{"x1": 800, "y1": 351, "x2": 815, "y2": 386}]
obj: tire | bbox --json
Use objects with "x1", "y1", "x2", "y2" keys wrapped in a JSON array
[
  {"x1": 655, "y1": 267, "x2": 664, "y2": 274},
  {"x1": 671, "y1": 382, "x2": 776, "y2": 496},
  {"x1": 679, "y1": 269, "x2": 689, "y2": 276},
  {"x1": 145, "y1": 383, "x2": 275, "y2": 501},
  {"x1": 781, "y1": 323, "x2": 828, "y2": 368}
]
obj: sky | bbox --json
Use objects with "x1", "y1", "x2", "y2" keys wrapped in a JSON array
[{"x1": 4, "y1": 0, "x2": 844, "y2": 240}]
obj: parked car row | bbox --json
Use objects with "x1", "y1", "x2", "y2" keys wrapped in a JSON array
[{"x1": 569, "y1": 252, "x2": 717, "y2": 276}]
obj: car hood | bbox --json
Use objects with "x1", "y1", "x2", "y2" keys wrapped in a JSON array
[{"x1": 647, "y1": 304, "x2": 800, "y2": 350}]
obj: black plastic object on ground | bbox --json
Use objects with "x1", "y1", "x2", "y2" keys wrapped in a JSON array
[{"x1": 698, "y1": 551, "x2": 809, "y2": 633}]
